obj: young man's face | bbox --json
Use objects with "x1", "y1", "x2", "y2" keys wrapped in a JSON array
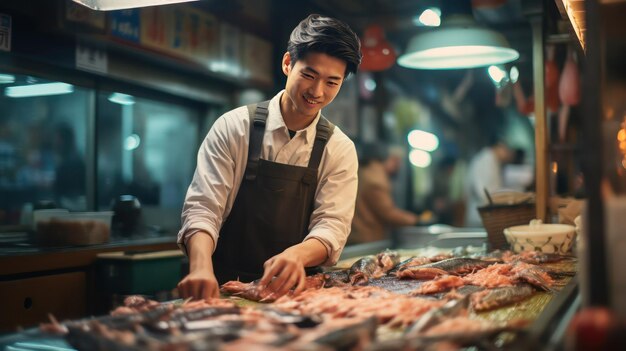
[{"x1": 281, "y1": 51, "x2": 346, "y2": 121}]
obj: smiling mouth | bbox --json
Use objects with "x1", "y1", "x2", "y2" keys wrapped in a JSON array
[{"x1": 303, "y1": 95, "x2": 319, "y2": 105}]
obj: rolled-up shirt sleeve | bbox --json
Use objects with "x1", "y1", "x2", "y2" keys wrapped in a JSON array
[
  {"x1": 305, "y1": 132, "x2": 358, "y2": 266},
  {"x1": 177, "y1": 110, "x2": 246, "y2": 255}
]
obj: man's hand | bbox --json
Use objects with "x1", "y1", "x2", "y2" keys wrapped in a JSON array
[
  {"x1": 257, "y1": 239, "x2": 328, "y2": 298},
  {"x1": 177, "y1": 232, "x2": 219, "y2": 300},
  {"x1": 177, "y1": 267, "x2": 219, "y2": 300},
  {"x1": 258, "y1": 250, "x2": 307, "y2": 298}
]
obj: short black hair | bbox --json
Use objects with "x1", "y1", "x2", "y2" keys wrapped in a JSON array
[{"x1": 287, "y1": 14, "x2": 362, "y2": 77}]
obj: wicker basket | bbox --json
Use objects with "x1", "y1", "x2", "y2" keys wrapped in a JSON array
[{"x1": 478, "y1": 202, "x2": 536, "y2": 250}]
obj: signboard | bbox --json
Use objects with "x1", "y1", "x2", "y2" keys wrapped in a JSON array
[
  {"x1": 140, "y1": 6, "x2": 224, "y2": 72},
  {"x1": 140, "y1": 6, "x2": 172, "y2": 53},
  {"x1": 183, "y1": 8, "x2": 219, "y2": 66},
  {"x1": 76, "y1": 43, "x2": 108, "y2": 74},
  {"x1": 110, "y1": 9, "x2": 141, "y2": 43}
]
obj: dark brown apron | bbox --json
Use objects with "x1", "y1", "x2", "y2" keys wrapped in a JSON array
[{"x1": 212, "y1": 100, "x2": 334, "y2": 284}]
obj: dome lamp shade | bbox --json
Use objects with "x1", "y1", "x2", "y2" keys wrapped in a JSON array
[
  {"x1": 72, "y1": 0, "x2": 197, "y2": 11},
  {"x1": 397, "y1": 14, "x2": 519, "y2": 70}
]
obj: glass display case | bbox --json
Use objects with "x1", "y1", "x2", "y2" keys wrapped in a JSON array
[
  {"x1": 0, "y1": 73, "x2": 92, "y2": 225},
  {"x1": 0, "y1": 69, "x2": 210, "y2": 243}
]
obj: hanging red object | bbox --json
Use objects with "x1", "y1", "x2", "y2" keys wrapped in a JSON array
[
  {"x1": 545, "y1": 45, "x2": 561, "y2": 113},
  {"x1": 359, "y1": 25, "x2": 397, "y2": 72},
  {"x1": 557, "y1": 46, "x2": 581, "y2": 142}
]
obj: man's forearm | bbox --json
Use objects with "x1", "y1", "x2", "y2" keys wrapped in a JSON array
[
  {"x1": 188, "y1": 232, "x2": 215, "y2": 273},
  {"x1": 284, "y1": 238, "x2": 328, "y2": 267}
]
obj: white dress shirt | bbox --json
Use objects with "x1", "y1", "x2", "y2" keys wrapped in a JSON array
[
  {"x1": 177, "y1": 90, "x2": 358, "y2": 265},
  {"x1": 464, "y1": 147, "x2": 502, "y2": 227}
]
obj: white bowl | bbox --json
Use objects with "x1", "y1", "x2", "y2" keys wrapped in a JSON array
[{"x1": 503, "y1": 219, "x2": 576, "y2": 254}]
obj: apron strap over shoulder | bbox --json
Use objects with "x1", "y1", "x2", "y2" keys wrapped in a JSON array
[
  {"x1": 245, "y1": 100, "x2": 270, "y2": 180},
  {"x1": 307, "y1": 116, "x2": 335, "y2": 170}
]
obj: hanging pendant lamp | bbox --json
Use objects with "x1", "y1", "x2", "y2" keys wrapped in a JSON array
[
  {"x1": 72, "y1": 0, "x2": 197, "y2": 11},
  {"x1": 398, "y1": 13, "x2": 519, "y2": 70}
]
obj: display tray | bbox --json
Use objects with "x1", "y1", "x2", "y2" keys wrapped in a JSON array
[
  {"x1": 0, "y1": 238, "x2": 578, "y2": 351},
  {"x1": 335, "y1": 245, "x2": 576, "y2": 327}
]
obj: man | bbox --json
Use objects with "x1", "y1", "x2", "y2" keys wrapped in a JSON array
[
  {"x1": 464, "y1": 140, "x2": 515, "y2": 227},
  {"x1": 177, "y1": 14, "x2": 362, "y2": 301},
  {"x1": 350, "y1": 142, "x2": 419, "y2": 244}
]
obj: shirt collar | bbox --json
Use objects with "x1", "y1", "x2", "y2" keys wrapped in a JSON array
[{"x1": 267, "y1": 90, "x2": 321, "y2": 145}]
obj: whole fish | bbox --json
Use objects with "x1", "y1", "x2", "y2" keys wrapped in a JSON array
[
  {"x1": 418, "y1": 258, "x2": 495, "y2": 275},
  {"x1": 546, "y1": 270, "x2": 577, "y2": 279},
  {"x1": 512, "y1": 261, "x2": 556, "y2": 292},
  {"x1": 514, "y1": 268, "x2": 555, "y2": 292},
  {"x1": 470, "y1": 283, "x2": 536, "y2": 312},
  {"x1": 414, "y1": 317, "x2": 528, "y2": 345},
  {"x1": 259, "y1": 307, "x2": 322, "y2": 328},
  {"x1": 390, "y1": 254, "x2": 453, "y2": 273},
  {"x1": 220, "y1": 280, "x2": 275, "y2": 302},
  {"x1": 390, "y1": 256, "x2": 432, "y2": 273},
  {"x1": 376, "y1": 249, "x2": 401, "y2": 273},
  {"x1": 324, "y1": 270, "x2": 350, "y2": 287},
  {"x1": 396, "y1": 267, "x2": 447, "y2": 280},
  {"x1": 408, "y1": 275, "x2": 465, "y2": 295},
  {"x1": 397, "y1": 258, "x2": 494, "y2": 280},
  {"x1": 349, "y1": 256, "x2": 380, "y2": 285},
  {"x1": 313, "y1": 316, "x2": 378, "y2": 350},
  {"x1": 442, "y1": 285, "x2": 485, "y2": 300},
  {"x1": 220, "y1": 274, "x2": 327, "y2": 302},
  {"x1": 405, "y1": 295, "x2": 470, "y2": 336}
]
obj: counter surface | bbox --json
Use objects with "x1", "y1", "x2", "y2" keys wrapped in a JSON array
[{"x1": 0, "y1": 230, "x2": 178, "y2": 276}]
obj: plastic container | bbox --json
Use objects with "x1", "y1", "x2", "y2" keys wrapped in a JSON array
[
  {"x1": 96, "y1": 250, "x2": 184, "y2": 295},
  {"x1": 34, "y1": 211, "x2": 113, "y2": 246}
]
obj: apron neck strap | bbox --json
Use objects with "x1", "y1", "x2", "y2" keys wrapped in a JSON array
[
  {"x1": 245, "y1": 100, "x2": 270, "y2": 180},
  {"x1": 244, "y1": 101, "x2": 335, "y2": 179},
  {"x1": 307, "y1": 116, "x2": 335, "y2": 169}
]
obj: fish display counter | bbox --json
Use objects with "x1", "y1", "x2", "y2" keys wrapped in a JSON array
[{"x1": 0, "y1": 232, "x2": 579, "y2": 350}]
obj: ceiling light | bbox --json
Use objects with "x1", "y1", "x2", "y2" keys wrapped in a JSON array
[
  {"x1": 108, "y1": 92, "x2": 136, "y2": 105},
  {"x1": 72, "y1": 0, "x2": 197, "y2": 11},
  {"x1": 509, "y1": 66, "x2": 519, "y2": 83},
  {"x1": 409, "y1": 149, "x2": 432, "y2": 168},
  {"x1": 124, "y1": 134, "x2": 141, "y2": 150},
  {"x1": 488, "y1": 65, "x2": 507, "y2": 85},
  {"x1": 398, "y1": 14, "x2": 519, "y2": 70},
  {"x1": 5, "y1": 83, "x2": 74, "y2": 98},
  {"x1": 417, "y1": 8, "x2": 441, "y2": 27},
  {"x1": 364, "y1": 77, "x2": 377, "y2": 92},
  {"x1": 0, "y1": 74, "x2": 15, "y2": 84},
  {"x1": 407, "y1": 130, "x2": 439, "y2": 151}
]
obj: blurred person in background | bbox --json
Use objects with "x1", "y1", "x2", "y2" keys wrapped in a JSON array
[
  {"x1": 177, "y1": 14, "x2": 362, "y2": 300},
  {"x1": 464, "y1": 138, "x2": 515, "y2": 227},
  {"x1": 53, "y1": 122, "x2": 86, "y2": 210},
  {"x1": 349, "y1": 142, "x2": 419, "y2": 244},
  {"x1": 430, "y1": 156, "x2": 466, "y2": 226}
]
